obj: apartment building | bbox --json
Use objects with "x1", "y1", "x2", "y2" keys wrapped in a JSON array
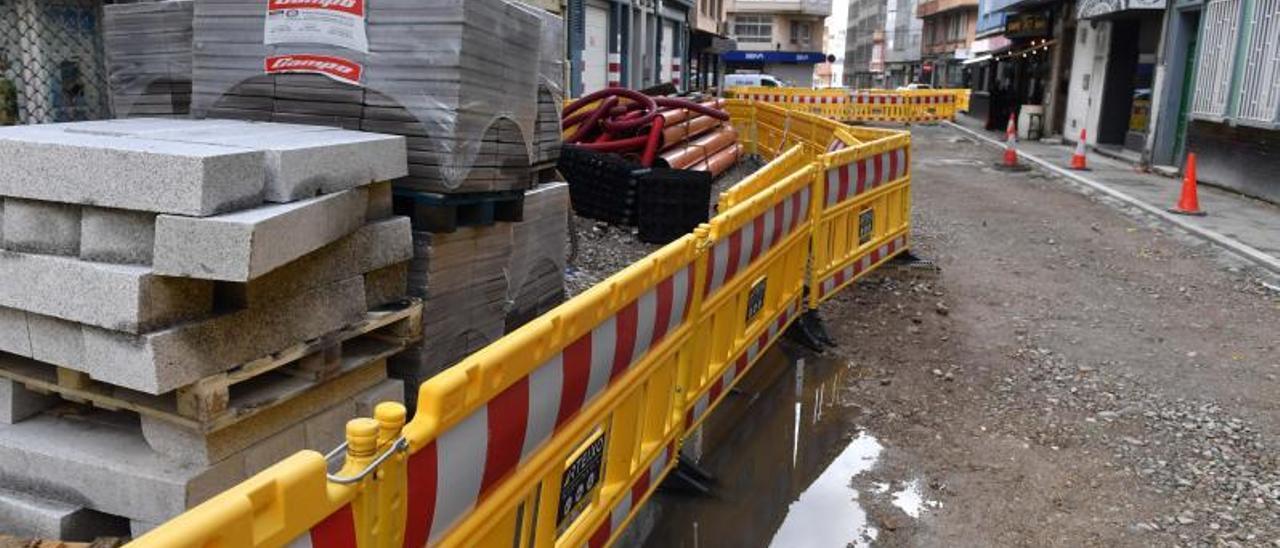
[
  {"x1": 690, "y1": 0, "x2": 735, "y2": 89},
  {"x1": 917, "y1": 0, "x2": 978, "y2": 87},
  {"x1": 844, "y1": 0, "x2": 886, "y2": 87},
  {"x1": 725, "y1": 0, "x2": 832, "y2": 86},
  {"x1": 568, "y1": 0, "x2": 694, "y2": 95}
]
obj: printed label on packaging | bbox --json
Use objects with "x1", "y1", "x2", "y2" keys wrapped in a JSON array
[
  {"x1": 264, "y1": 54, "x2": 364, "y2": 86},
  {"x1": 265, "y1": 0, "x2": 369, "y2": 53}
]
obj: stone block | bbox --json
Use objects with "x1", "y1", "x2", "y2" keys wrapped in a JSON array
[
  {"x1": 0, "y1": 306, "x2": 30, "y2": 357},
  {"x1": 80, "y1": 207, "x2": 157, "y2": 265},
  {"x1": 78, "y1": 276, "x2": 367, "y2": 394},
  {"x1": 0, "y1": 378, "x2": 56, "y2": 425},
  {"x1": 63, "y1": 119, "x2": 408, "y2": 203},
  {"x1": 153, "y1": 187, "x2": 369, "y2": 281},
  {"x1": 130, "y1": 519, "x2": 161, "y2": 538},
  {"x1": 354, "y1": 378, "x2": 405, "y2": 417},
  {"x1": 0, "y1": 381, "x2": 393, "y2": 524},
  {"x1": 139, "y1": 359, "x2": 386, "y2": 464},
  {"x1": 364, "y1": 263, "x2": 409, "y2": 309},
  {"x1": 28, "y1": 313, "x2": 85, "y2": 366},
  {"x1": 241, "y1": 423, "x2": 306, "y2": 475},
  {"x1": 0, "y1": 250, "x2": 213, "y2": 333},
  {"x1": 0, "y1": 410, "x2": 242, "y2": 524},
  {"x1": 0, "y1": 123, "x2": 265, "y2": 216},
  {"x1": 304, "y1": 400, "x2": 357, "y2": 452},
  {"x1": 2, "y1": 198, "x2": 81, "y2": 256},
  {"x1": 222, "y1": 217, "x2": 412, "y2": 309},
  {"x1": 367, "y1": 181, "x2": 394, "y2": 220},
  {"x1": 0, "y1": 486, "x2": 129, "y2": 541}
]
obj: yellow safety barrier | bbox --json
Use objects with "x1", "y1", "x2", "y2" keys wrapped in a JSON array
[
  {"x1": 132, "y1": 100, "x2": 911, "y2": 548},
  {"x1": 727, "y1": 86, "x2": 960, "y2": 123}
]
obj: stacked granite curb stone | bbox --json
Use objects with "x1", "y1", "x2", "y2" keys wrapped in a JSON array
[{"x1": 0, "y1": 118, "x2": 417, "y2": 538}]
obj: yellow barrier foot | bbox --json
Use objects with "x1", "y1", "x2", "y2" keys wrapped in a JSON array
[
  {"x1": 886, "y1": 250, "x2": 941, "y2": 274},
  {"x1": 786, "y1": 311, "x2": 830, "y2": 352},
  {"x1": 665, "y1": 456, "x2": 715, "y2": 496}
]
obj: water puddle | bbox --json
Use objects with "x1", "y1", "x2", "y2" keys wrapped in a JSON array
[
  {"x1": 638, "y1": 346, "x2": 886, "y2": 548},
  {"x1": 768, "y1": 433, "x2": 882, "y2": 548},
  {"x1": 890, "y1": 478, "x2": 941, "y2": 518}
]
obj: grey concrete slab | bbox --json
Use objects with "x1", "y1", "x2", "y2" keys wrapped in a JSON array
[
  {"x1": 28, "y1": 313, "x2": 86, "y2": 367},
  {"x1": 364, "y1": 263, "x2": 409, "y2": 309},
  {"x1": 0, "y1": 379, "x2": 56, "y2": 425},
  {"x1": 225, "y1": 217, "x2": 412, "y2": 308},
  {"x1": 64, "y1": 119, "x2": 409, "y2": 203},
  {"x1": 367, "y1": 181, "x2": 394, "y2": 220},
  {"x1": 81, "y1": 207, "x2": 158, "y2": 265},
  {"x1": 0, "y1": 251, "x2": 213, "y2": 333},
  {"x1": 0, "y1": 378, "x2": 387, "y2": 525},
  {"x1": 78, "y1": 276, "x2": 366, "y2": 394},
  {"x1": 0, "y1": 307, "x2": 30, "y2": 358},
  {"x1": 153, "y1": 187, "x2": 369, "y2": 281},
  {"x1": 2, "y1": 199, "x2": 81, "y2": 256},
  {"x1": 138, "y1": 359, "x2": 387, "y2": 465},
  {"x1": 0, "y1": 124, "x2": 265, "y2": 216},
  {"x1": 354, "y1": 378, "x2": 405, "y2": 417},
  {"x1": 0, "y1": 486, "x2": 129, "y2": 541}
]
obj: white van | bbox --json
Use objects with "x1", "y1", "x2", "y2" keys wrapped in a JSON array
[{"x1": 724, "y1": 74, "x2": 788, "y2": 88}]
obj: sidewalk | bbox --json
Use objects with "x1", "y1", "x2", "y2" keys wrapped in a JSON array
[{"x1": 946, "y1": 115, "x2": 1280, "y2": 276}]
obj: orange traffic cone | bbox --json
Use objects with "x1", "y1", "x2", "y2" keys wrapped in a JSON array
[
  {"x1": 1069, "y1": 128, "x2": 1088, "y2": 170},
  {"x1": 1170, "y1": 153, "x2": 1206, "y2": 216},
  {"x1": 1002, "y1": 113, "x2": 1018, "y2": 167}
]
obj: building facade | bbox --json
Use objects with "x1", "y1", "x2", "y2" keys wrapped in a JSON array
[
  {"x1": 884, "y1": 0, "x2": 925, "y2": 86},
  {"x1": 917, "y1": 0, "x2": 978, "y2": 87},
  {"x1": 689, "y1": 0, "x2": 735, "y2": 89},
  {"x1": 844, "y1": 0, "x2": 887, "y2": 87},
  {"x1": 568, "y1": 0, "x2": 694, "y2": 95},
  {"x1": 723, "y1": 0, "x2": 832, "y2": 86},
  {"x1": 1067, "y1": 0, "x2": 1165, "y2": 154},
  {"x1": 1155, "y1": 0, "x2": 1280, "y2": 202}
]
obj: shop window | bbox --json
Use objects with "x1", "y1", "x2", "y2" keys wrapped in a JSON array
[
  {"x1": 1236, "y1": 0, "x2": 1280, "y2": 124},
  {"x1": 1190, "y1": 0, "x2": 1242, "y2": 118},
  {"x1": 734, "y1": 15, "x2": 772, "y2": 43}
]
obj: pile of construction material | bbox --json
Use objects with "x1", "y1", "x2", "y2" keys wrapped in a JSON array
[
  {"x1": 189, "y1": 0, "x2": 564, "y2": 193},
  {"x1": 177, "y1": 0, "x2": 569, "y2": 401},
  {"x1": 559, "y1": 90, "x2": 736, "y2": 243},
  {"x1": 104, "y1": 0, "x2": 195, "y2": 118},
  {"x1": 0, "y1": 118, "x2": 417, "y2": 539}
]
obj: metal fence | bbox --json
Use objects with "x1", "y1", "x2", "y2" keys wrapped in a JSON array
[{"x1": 0, "y1": 0, "x2": 111, "y2": 126}]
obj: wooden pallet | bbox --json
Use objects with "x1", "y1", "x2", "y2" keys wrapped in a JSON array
[{"x1": 0, "y1": 299, "x2": 422, "y2": 433}]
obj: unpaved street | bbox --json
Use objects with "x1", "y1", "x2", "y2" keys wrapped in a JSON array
[{"x1": 641, "y1": 125, "x2": 1280, "y2": 547}]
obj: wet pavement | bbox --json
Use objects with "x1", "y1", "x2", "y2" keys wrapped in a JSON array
[{"x1": 638, "y1": 345, "x2": 936, "y2": 548}]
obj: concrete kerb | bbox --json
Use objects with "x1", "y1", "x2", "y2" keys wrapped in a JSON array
[{"x1": 944, "y1": 121, "x2": 1280, "y2": 277}]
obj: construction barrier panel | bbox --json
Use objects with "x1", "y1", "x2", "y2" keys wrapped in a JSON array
[
  {"x1": 132, "y1": 100, "x2": 911, "y2": 548},
  {"x1": 727, "y1": 87, "x2": 960, "y2": 123}
]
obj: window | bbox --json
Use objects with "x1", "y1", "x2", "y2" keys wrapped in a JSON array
[
  {"x1": 734, "y1": 15, "x2": 772, "y2": 43},
  {"x1": 1191, "y1": 0, "x2": 1243, "y2": 118},
  {"x1": 1236, "y1": 0, "x2": 1280, "y2": 123},
  {"x1": 790, "y1": 20, "x2": 812, "y2": 44}
]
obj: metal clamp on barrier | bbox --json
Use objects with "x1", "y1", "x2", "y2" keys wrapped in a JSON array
[{"x1": 325, "y1": 436, "x2": 409, "y2": 484}]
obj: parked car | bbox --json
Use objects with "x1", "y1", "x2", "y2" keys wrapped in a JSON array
[{"x1": 725, "y1": 73, "x2": 789, "y2": 88}]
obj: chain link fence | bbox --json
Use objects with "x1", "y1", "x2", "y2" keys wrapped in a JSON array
[{"x1": 0, "y1": 0, "x2": 111, "y2": 125}]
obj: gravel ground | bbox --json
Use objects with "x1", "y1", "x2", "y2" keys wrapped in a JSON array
[
  {"x1": 565, "y1": 157, "x2": 764, "y2": 296},
  {"x1": 818, "y1": 125, "x2": 1280, "y2": 547}
]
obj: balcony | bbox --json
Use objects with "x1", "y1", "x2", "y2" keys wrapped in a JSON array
[
  {"x1": 731, "y1": 0, "x2": 832, "y2": 17},
  {"x1": 917, "y1": 0, "x2": 978, "y2": 17}
]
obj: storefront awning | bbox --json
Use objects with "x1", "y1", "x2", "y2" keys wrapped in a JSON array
[
  {"x1": 962, "y1": 55, "x2": 994, "y2": 65},
  {"x1": 1077, "y1": 0, "x2": 1167, "y2": 19}
]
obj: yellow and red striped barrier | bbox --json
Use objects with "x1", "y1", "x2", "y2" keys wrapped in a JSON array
[
  {"x1": 728, "y1": 87, "x2": 962, "y2": 123},
  {"x1": 131, "y1": 100, "x2": 910, "y2": 548}
]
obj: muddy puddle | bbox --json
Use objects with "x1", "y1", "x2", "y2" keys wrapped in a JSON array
[{"x1": 633, "y1": 344, "x2": 898, "y2": 547}]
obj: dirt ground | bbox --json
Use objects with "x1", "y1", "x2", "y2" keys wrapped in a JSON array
[{"x1": 815, "y1": 125, "x2": 1280, "y2": 547}]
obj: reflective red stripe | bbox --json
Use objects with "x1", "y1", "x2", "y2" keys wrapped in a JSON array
[
  {"x1": 481, "y1": 378, "x2": 529, "y2": 494},
  {"x1": 749, "y1": 215, "x2": 766, "y2": 262},
  {"x1": 611, "y1": 302, "x2": 638, "y2": 380},
  {"x1": 403, "y1": 443, "x2": 438, "y2": 548},
  {"x1": 558, "y1": 336, "x2": 592, "y2": 427},
  {"x1": 308, "y1": 504, "x2": 358, "y2": 548}
]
